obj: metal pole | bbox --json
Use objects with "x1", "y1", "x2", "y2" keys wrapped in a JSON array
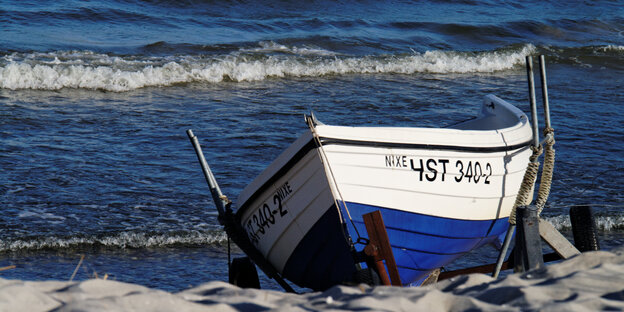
[
  {"x1": 187, "y1": 130, "x2": 296, "y2": 293},
  {"x1": 527, "y1": 56, "x2": 540, "y2": 148},
  {"x1": 187, "y1": 129, "x2": 228, "y2": 217},
  {"x1": 493, "y1": 56, "x2": 540, "y2": 278},
  {"x1": 492, "y1": 224, "x2": 514, "y2": 278},
  {"x1": 538, "y1": 55, "x2": 551, "y2": 129}
]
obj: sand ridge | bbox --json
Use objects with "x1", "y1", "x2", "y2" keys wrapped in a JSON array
[{"x1": 2, "y1": 248, "x2": 624, "y2": 311}]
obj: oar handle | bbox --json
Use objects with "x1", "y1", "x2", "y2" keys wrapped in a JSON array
[{"x1": 187, "y1": 129, "x2": 229, "y2": 217}]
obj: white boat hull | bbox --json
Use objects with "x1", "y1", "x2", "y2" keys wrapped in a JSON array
[{"x1": 235, "y1": 95, "x2": 533, "y2": 289}]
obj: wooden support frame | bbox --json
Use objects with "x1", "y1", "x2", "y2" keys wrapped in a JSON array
[
  {"x1": 441, "y1": 205, "x2": 583, "y2": 282},
  {"x1": 438, "y1": 252, "x2": 563, "y2": 281},
  {"x1": 514, "y1": 205, "x2": 544, "y2": 273},
  {"x1": 539, "y1": 219, "x2": 580, "y2": 259},
  {"x1": 362, "y1": 211, "x2": 402, "y2": 286}
]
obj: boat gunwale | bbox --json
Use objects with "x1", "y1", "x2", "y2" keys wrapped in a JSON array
[
  {"x1": 235, "y1": 95, "x2": 532, "y2": 218},
  {"x1": 235, "y1": 136, "x2": 531, "y2": 218}
]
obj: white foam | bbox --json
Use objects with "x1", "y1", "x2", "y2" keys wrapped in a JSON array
[
  {"x1": 18, "y1": 209, "x2": 66, "y2": 222},
  {"x1": 242, "y1": 41, "x2": 338, "y2": 56},
  {"x1": 0, "y1": 230, "x2": 228, "y2": 252},
  {"x1": 0, "y1": 44, "x2": 536, "y2": 92},
  {"x1": 599, "y1": 45, "x2": 624, "y2": 52},
  {"x1": 543, "y1": 214, "x2": 624, "y2": 232}
]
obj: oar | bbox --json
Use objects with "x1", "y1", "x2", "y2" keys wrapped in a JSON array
[{"x1": 187, "y1": 129, "x2": 230, "y2": 218}]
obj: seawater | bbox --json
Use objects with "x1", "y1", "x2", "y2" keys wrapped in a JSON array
[{"x1": 1, "y1": 0, "x2": 622, "y2": 292}]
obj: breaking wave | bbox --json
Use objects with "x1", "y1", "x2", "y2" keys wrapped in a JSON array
[
  {"x1": 599, "y1": 45, "x2": 624, "y2": 52},
  {"x1": 3, "y1": 213, "x2": 622, "y2": 253},
  {"x1": 0, "y1": 44, "x2": 536, "y2": 92},
  {"x1": 2, "y1": 213, "x2": 622, "y2": 253},
  {"x1": 544, "y1": 213, "x2": 624, "y2": 232},
  {"x1": 0, "y1": 230, "x2": 228, "y2": 253}
]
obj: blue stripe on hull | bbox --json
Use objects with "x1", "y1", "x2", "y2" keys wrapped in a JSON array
[
  {"x1": 280, "y1": 201, "x2": 510, "y2": 289},
  {"x1": 281, "y1": 205, "x2": 357, "y2": 291},
  {"x1": 341, "y1": 201, "x2": 510, "y2": 285}
]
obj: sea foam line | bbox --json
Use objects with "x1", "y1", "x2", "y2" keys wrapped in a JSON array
[
  {"x1": 0, "y1": 44, "x2": 536, "y2": 92},
  {"x1": 1, "y1": 214, "x2": 622, "y2": 252},
  {"x1": 543, "y1": 215, "x2": 624, "y2": 232},
  {"x1": 0, "y1": 230, "x2": 228, "y2": 252}
]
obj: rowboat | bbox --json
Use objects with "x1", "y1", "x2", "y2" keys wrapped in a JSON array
[{"x1": 233, "y1": 94, "x2": 533, "y2": 290}]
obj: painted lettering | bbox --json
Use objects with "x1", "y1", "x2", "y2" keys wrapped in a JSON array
[
  {"x1": 425, "y1": 158, "x2": 437, "y2": 181},
  {"x1": 386, "y1": 156, "x2": 493, "y2": 185},
  {"x1": 385, "y1": 155, "x2": 408, "y2": 168},
  {"x1": 439, "y1": 159, "x2": 449, "y2": 181},
  {"x1": 410, "y1": 158, "x2": 424, "y2": 181},
  {"x1": 245, "y1": 180, "x2": 293, "y2": 245}
]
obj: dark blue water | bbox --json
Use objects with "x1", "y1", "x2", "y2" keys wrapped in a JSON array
[{"x1": 1, "y1": 0, "x2": 623, "y2": 292}]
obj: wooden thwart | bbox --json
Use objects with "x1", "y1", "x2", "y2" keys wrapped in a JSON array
[{"x1": 362, "y1": 211, "x2": 402, "y2": 286}]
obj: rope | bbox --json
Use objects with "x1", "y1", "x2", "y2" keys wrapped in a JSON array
[
  {"x1": 509, "y1": 145, "x2": 542, "y2": 225},
  {"x1": 535, "y1": 128, "x2": 555, "y2": 215},
  {"x1": 509, "y1": 126, "x2": 555, "y2": 224},
  {"x1": 305, "y1": 116, "x2": 363, "y2": 243}
]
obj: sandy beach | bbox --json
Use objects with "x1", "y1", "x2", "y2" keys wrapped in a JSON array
[{"x1": 2, "y1": 247, "x2": 624, "y2": 312}]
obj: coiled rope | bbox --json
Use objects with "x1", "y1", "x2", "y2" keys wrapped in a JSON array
[
  {"x1": 508, "y1": 127, "x2": 555, "y2": 225},
  {"x1": 508, "y1": 145, "x2": 542, "y2": 225},
  {"x1": 536, "y1": 128, "x2": 555, "y2": 215}
]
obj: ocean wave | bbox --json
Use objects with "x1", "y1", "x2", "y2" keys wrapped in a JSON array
[
  {"x1": 0, "y1": 44, "x2": 536, "y2": 92},
  {"x1": 544, "y1": 214, "x2": 624, "y2": 232},
  {"x1": 600, "y1": 45, "x2": 624, "y2": 52},
  {"x1": 240, "y1": 41, "x2": 339, "y2": 56},
  {"x1": 1, "y1": 214, "x2": 622, "y2": 253},
  {"x1": 0, "y1": 230, "x2": 228, "y2": 253}
]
